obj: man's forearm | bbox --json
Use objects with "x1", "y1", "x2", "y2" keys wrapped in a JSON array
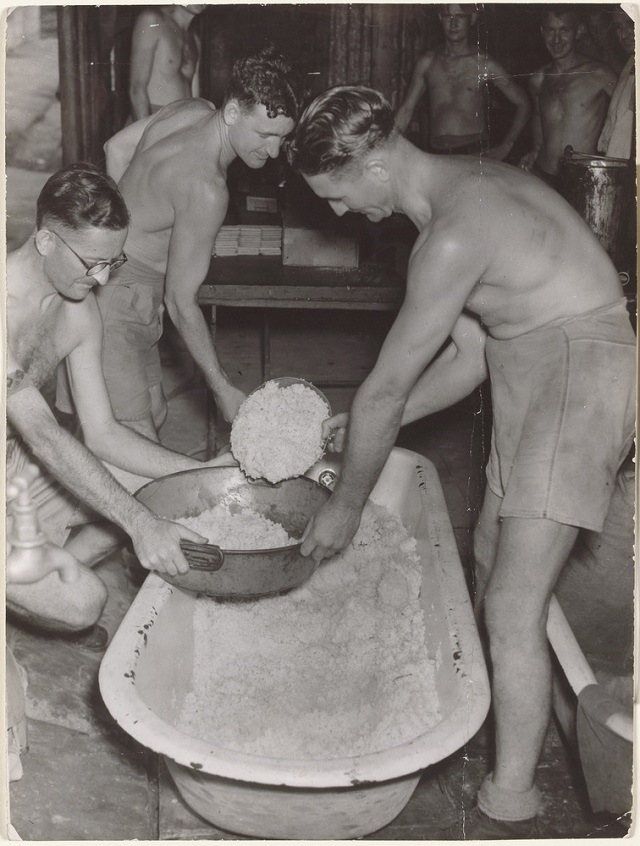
[
  {"x1": 167, "y1": 297, "x2": 235, "y2": 396},
  {"x1": 86, "y1": 419, "x2": 203, "y2": 478},
  {"x1": 333, "y1": 382, "x2": 405, "y2": 512},
  {"x1": 12, "y1": 403, "x2": 154, "y2": 537},
  {"x1": 402, "y1": 344, "x2": 486, "y2": 426}
]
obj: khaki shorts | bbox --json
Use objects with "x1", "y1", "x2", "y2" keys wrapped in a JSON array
[
  {"x1": 485, "y1": 299, "x2": 636, "y2": 532},
  {"x1": 96, "y1": 255, "x2": 165, "y2": 423},
  {"x1": 7, "y1": 440, "x2": 89, "y2": 548}
]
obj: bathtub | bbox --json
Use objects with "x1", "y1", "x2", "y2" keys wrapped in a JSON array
[{"x1": 99, "y1": 447, "x2": 490, "y2": 839}]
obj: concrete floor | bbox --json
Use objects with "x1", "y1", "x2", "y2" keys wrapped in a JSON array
[{"x1": 5, "y1": 19, "x2": 629, "y2": 842}]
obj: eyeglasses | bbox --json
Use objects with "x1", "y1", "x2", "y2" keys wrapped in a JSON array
[{"x1": 50, "y1": 230, "x2": 128, "y2": 277}]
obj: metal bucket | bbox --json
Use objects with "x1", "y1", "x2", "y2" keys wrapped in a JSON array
[
  {"x1": 135, "y1": 467, "x2": 330, "y2": 598},
  {"x1": 559, "y1": 147, "x2": 635, "y2": 272}
]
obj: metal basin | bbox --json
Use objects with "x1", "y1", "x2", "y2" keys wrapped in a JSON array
[{"x1": 135, "y1": 467, "x2": 330, "y2": 598}]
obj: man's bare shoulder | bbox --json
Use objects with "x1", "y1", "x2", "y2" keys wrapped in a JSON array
[
  {"x1": 134, "y1": 8, "x2": 165, "y2": 28},
  {"x1": 576, "y1": 56, "x2": 618, "y2": 87},
  {"x1": 414, "y1": 51, "x2": 438, "y2": 76}
]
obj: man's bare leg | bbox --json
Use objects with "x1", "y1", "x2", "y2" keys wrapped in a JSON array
[
  {"x1": 485, "y1": 515, "x2": 579, "y2": 793},
  {"x1": 121, "y1": 413, "x2": 160, "y2": 442},
  {"x1": 64, "y1": 521, "x2": 128, "y2": 568}
]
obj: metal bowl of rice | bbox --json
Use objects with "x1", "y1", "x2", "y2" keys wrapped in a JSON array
[
  {"x1": 230, "y1": 377, "x2": 332, "y2": 484},
  {"x1": 135, "y1": 466, "x2": 331, "y2": 598}
]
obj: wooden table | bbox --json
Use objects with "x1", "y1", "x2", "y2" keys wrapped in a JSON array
[{"x1": 197, "y1": 256, "x2": 405, "y2": 455}]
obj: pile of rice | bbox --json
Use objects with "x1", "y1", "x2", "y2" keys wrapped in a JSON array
[
  {"x1": 230, "y1": 380, "x2": 329, "y2": 483},
  {"x1": 178, "y1": 504, "x2": 294, "y2": 549},
  {"x1": 177, "y1": 501, "x2": 441, "y2": 759}
]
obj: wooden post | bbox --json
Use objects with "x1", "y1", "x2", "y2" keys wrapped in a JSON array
[{"x1": 57, "y1": 6, "x2": 114, "y2": 167}]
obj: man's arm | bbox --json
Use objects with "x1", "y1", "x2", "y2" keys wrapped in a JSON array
[
  {"x1": 401, "y1": 313, "x2": 487, "y2": 424},
  {"x1": 64, "y1": 297, "x2": 215, "y2": 477},
  {"x1": 301, "y1": 222, "x2": 485, "y2": 562},
  {"x1": 6, "y1": 363, "x2": 204, "y2": 575},
  {"x1": 485, "y1": 58, "x2": 532, "y2": 161},
  {"x1": 191, "y1": 33, "x2": 201, "y2": 98},
  {"x1": 129, "y1": 10, "x2": 162, "y2": 120},
  {"x1": 520, "y1": 71, "x2": 544, "y2": 170},
  {"x1": 322, "y1": 314, "x2": 487, "y2": 453},
  {"x1": 104, "y1": 115, "x2": 154, "y2": 184},
  {"x1": 395, "y1": 53, "x2": 434, "y2": 135},
  {"x1": 163, "y1": 179, "x2": 247, "y2": 423}
]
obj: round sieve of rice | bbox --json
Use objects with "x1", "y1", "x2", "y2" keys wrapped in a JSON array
[{"x1": 230, "y1": 377, "x2": 332, "y2": 484}]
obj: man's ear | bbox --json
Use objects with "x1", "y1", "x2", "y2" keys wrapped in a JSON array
[
  {"x1": 365, "y1": 159, "x2": 390, "y2": 183},
  {"x1": 34, "y1": 229, "x2": 53, "y2": 256},
  {"x1": 223, "y1": 99, "x2": 240, "y2": 126}
]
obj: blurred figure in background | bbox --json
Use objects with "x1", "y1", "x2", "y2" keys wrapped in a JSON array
[
  {"x1": 598, "y1": 5, "x2": 635, "y2": 159},
  {"x1": 395, "y1": 3, "x2": 530, "y2": 159},
  {"x1": 129, "y1": 5, "x2": 206, "y2": 120},
  {"x1": 520, "y1": 6, "x2": 617, "y2": 188}
]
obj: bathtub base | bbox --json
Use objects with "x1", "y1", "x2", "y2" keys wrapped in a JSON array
[{"x1": 166, "y1": 757, "x2": 421, "y2": 839}]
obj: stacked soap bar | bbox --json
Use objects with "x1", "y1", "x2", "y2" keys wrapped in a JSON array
[{"x1": 212, "y1": 225, "x2": 282, "y2": 257}]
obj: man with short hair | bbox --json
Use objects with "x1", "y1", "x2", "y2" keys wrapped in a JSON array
[
  {"x1": 395, "y1": 3, "x2": 530, "y2": 158},
  {"x1": 520, "y1": 6, "x2": 617, "y2": 187},
  {"x1": 6, "y1": 164, "x2": 230, "y2": 638},
  {"x1": 287, "y1": 85, "x2": 635, "y2": 838},
  {"x1": 99, "y1": 47, "x2": 301, "y2": 441},
  {"x1": 129, "y1": 5, "x2": 206, "y2": 120}
]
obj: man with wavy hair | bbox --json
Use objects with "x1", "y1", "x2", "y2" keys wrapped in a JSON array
[
  {"x1": 287, "y1": 85, "x2": 635, "y2": 838},
  {"x1": 93, "y1": 47, "x2": 302, "y2": 441}
]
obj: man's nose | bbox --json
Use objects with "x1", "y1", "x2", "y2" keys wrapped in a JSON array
[
  {"x1": 267, "y1": 137, "x2": 282, "y2": 159},
  {"x1": 92, "y1": 266, "x2": 111, "y2": 286},
  {"x1": 329, "y1": 200, "x2": 348, "y2": 217}
]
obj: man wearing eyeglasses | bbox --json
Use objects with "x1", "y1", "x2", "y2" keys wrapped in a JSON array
[
  {"x1": 395, "y1": 4, "x2": 530, "y2": 158},
  {"x1": 6, "y1": 164, "x2": 233, "y2": 641},
  {"x1": 96, "y1": 46, "x2": 302, "y2": 442}
]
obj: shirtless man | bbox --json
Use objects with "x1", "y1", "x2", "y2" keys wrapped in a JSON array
[
  {"x1": 395, "y1": 4, "x2": 530, "y2": 158},
  {"x1": 6, "y1": 164, "x2": 231, "y2": 638},
  {"x1": 287, "y1": 86, "x2": 635, "y2": 838},
  {"x1": 99, "y1": 47, "x2": 301, "y2": 441},
  {"x1": 129, "y1": 5, "x2": 206, "y2": 120},
  {"x1": 520, "y1": 6, "x2": 617, "y2": 187}
]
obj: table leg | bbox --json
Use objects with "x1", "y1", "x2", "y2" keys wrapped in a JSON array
[
  {"x1": 206, "y1": 304, "x2": 218, "y2": 459},
  {"x1": 262, "y1": 309, "x2": 271, "y2": 381}
]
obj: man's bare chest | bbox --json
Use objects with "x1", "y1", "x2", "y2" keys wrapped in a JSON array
[
  {"x1": 429, "y1": 56, "x2": 483, "y2": 99},
  {"x1": 9, "y1": 297, "x2": 69, "y2": 388},
  {"x1": 540, "y1": 73, "x2": 605, "y2": 118}
]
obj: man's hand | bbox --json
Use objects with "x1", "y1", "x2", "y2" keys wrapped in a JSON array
[
  {"x1": 322, "y1": 412, "x2": 349, "y2": 454},
  {"x1": 129, "y1": 515, "x2": 207, "y2": 576},
  {"x1": 216, "y1": 385, "x2": 247, "y2": 424},
  {"x1": 300, "y1": 496, "x2": 362, "y2": 563},
  {"x1": 519, "y1": 151, "x2": 537, "y2": 172}
]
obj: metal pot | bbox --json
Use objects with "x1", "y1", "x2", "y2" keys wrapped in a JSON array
[{"x1": 135, "y1": 466, "x2": 330, "y2": 598}]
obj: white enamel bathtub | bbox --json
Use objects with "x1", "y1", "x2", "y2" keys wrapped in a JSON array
[{"x1": 99, "y1": 447, "x2": 490, "y2": 839}]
